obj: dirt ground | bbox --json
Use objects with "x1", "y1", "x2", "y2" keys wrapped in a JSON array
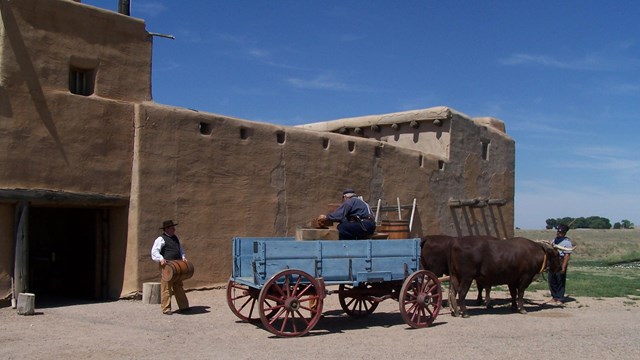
[{"x1": 1, "y1": 286, "x2": 639, "y2": 360}]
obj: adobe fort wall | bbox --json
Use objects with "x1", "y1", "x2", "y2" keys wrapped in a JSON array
[
  {"x1": 123, "y1": 103, "x2": 514, "y2": 293},
  {"x1": 0, "y1": 0, "x2": 514, "y2": 300}
]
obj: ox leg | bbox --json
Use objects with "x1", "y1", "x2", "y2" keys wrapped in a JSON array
[
  {"x1": 476, "y1": 284, "x2": 492, "y2": 308},
  {"x1": 484, "y1": 287, "x2": 492, "y2": 309},
  {"x1": 508, "y1": 284, "x2": 518, "y2": 311},
  {"x1": 448, "y1": 278, "x2": 461, "y2": 317},
  {"x1": 476, "y1": 284, "x2": 483, "y2": 306},
  {"x1": 517, "y1": 286, "x2": 527, "y2": 314},
  {"x1": 457, "y1": 280, "x2": 473, "y2": 318},
  {"x1": 509, "y1": 284, "x2": 526, "y2": 313}
]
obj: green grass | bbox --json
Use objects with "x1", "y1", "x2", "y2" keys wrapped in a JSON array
[
  {"x1": 516, "y1": 229, "x2": 640, "y2": 298},
  {"x1": 527, "y1": 267, "x2": 640, "y2": 297}
]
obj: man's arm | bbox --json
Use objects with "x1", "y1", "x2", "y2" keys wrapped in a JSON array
[
  {"x1": 151, "y1": 237, "x2": 165, "y2": 265},
  {"x1": 561, "y1": 254, "x2": 570, "y2": 273}
]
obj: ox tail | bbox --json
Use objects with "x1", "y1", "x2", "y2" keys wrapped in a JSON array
[
  {"x1": 538, "y1": 253, "x2": 547, "y2": 274},
  {"x1": 448, "y1": 243, "x2": 461, "y2": 316}
]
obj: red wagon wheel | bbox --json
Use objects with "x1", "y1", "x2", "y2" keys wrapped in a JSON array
[
  {"x1": 338, "y1": 283, "x2": 379, "y2": 318},
  {"x1": 399, "y1": 270, "x2": 442, "y2": 328},
  {"x1": 226, "y1": 279, "x2": 277, "y2": 322},
  {"x1": 258, "y1": 269, "x2": 323, "y2": 337}
]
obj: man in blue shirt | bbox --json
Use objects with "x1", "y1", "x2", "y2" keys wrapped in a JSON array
[
  {"x1": 548, "y1": 224, "x2": 573, "y2": 304},
  {"x1": 319, "y1": 189, "x2": 376, "y2": 240}
]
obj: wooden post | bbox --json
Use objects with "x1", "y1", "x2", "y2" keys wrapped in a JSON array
[
  {"x1": 409, "y1": 198, "x2": 417, "y2": 232},
  {"x1": 17, "y1": 293, "x2": 35, "y2": 315},
  {"x1": 142, "y1": 282, "x2": 161, "y2": 304}
]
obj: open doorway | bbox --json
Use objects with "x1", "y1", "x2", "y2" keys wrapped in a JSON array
[{"x1": 28, "y1": 207, "x2": 104, "y2": 302}]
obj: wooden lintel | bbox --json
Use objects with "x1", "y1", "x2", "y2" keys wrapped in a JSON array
[
  {"x1": 0, "y1": 189, "x2": 128, "y2": 206},
  {"x1": 449, "y1": 198, "x2": 507, "y2": 208},
  {"x1": 488, "y1": 199, "x2": 507, "y2": 206}
]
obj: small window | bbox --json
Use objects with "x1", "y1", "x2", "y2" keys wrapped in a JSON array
[
  {"x1": 276, "y1": 131, "x2": 286, "y2": 144},
  {"x1": 481, "y1": 141, "x2": 490, "y2": 160},
  {"x1": 348, "y1": 141, "x2": 356, "y2": 152},
  {"x1": 199, "y1": 122, "x2": 212, "y2": 135},
  {"x1": 438, "y1": 160, "x2": 445, "y2": 171},
  {"x1": 69, "y1": 67, "x2": 95, "y2": 96}
]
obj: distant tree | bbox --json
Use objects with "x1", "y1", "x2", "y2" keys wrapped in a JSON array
[
  {"x1": 585, "y1": 216, "x2": 611, "y2": 229},
  {"x1": 560, "y1": 217, "x2": 575, "y2": 227},
  {"x1": 621, "y1": 219, "x2": 634, "y2": 229},
  {"x1": 574, "y1": 217, "x2": 589, "y2": 228},
  {"x1": 545, "y1": 218, "x2": 557, "y2": 230},
  {"x1": 545, "y1": 216, "x2": 612, "y2": 229},
  {"x1": 614, "y1": 222, "x2": 621, "y2": 229},
  {"x1": 546, "y1": 217, "x2": 575, "y2": 229}
]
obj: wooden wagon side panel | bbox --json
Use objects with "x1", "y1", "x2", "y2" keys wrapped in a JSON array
[{"x1": 250, "y1": 238, "x2": 421, "y2": 286}]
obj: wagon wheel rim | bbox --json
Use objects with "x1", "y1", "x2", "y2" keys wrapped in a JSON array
[
  {"x1": 338, "y1": 283, "x2": 379, "y2": 318},
  {"x1": 258, "y1": 269, "x2": 323, "y2": 337},
  {"x1": 399, "y1": 270, "x2": 442, "y2": 328},
  {"x1": 226, "y1": 280, "x2": 276, "y2": 323}
]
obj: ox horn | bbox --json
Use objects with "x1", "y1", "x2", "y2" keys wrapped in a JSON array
[{"x1": 553, "y1": 244, "x2": 576, "y2": 252}]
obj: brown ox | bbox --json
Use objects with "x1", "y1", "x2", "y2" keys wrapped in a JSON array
[
  {"x1": 449, "y1": 236, "x2": 561, "y2": 317},
  {"x1": 420, "y1": 235, "x2": 498, "y2": 306}
]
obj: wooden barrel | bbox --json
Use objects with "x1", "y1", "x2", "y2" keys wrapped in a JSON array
[
  {"x1": 161, "y1": 260, "x2": 195, "y2": 282},
  {"x1": 370, "y1": 232, "x2": 389, "y2": 240},
  {"x1": 377, "y1": 220, "x2": 410, "y2": 239}
]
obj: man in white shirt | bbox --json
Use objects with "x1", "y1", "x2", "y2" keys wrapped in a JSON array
[{"x1": 151, "y1": 220, "x2": 190, "y2": 314}]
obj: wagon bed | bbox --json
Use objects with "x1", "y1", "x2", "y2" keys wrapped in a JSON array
[{"x1": 227, "y1": 237, "x2": 442, "y2": 337}]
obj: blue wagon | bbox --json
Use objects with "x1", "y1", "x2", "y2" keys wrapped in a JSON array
[{"x1": 226, "y1": 237, "x2": 442, "y2": 337}]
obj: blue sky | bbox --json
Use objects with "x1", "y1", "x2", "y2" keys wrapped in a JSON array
[{"x1": 84, "y1": 1, "x2": 639, "y2": 229}]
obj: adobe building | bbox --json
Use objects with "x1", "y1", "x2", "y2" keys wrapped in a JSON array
[{"x1": 0, "y1": 0, "x2": 514, "y2": 305}]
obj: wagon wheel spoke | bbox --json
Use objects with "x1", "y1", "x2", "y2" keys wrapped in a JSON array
[
  {"x1": 338, "y1": 284, "x2": 379, "y2": 318},
  {"x1": 399, "y1": 270, "x2": 442, "y2": 328},
  {"x1": 227, "y1": 280, "x2": 271, "y2": 322},
  {"x1": 258, "y1": 269, "x2": 323, "y2": 337}
]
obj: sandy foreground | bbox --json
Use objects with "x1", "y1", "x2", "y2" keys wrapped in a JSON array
[{"x1": 1, "y1": 286, "x2": 639, "y2": 360}]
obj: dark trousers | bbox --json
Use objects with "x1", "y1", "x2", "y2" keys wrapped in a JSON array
[
  {"x1": 337, "y1": 220, "x2": 376, "y2": 240},
  {"x1": 548, "y1": 270, "x2": 567, "y2": 300}
]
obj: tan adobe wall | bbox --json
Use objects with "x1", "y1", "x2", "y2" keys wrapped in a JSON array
[
  {"x1": 446, "y1": 113, "x2": 515, "y2": 237},
  {"x1": 299, "y1": 108, "x2": 515, "y2": 239},
  {"x1": 0, "y1": 0, "x2": 151, "y2": 102},
  {"x1": 299, "y1": 107, "x2": 454, "y2": 160},
  {"x1": 123, "y1": 103, "x2": 514, "y2": 293},
  {"x1": 0, "y1": 92, "x2": 135, "y2": 195},
  {"x1": 0, "y1": 0, "x2": 515, "y2": 298},
  {"x1": 0, "y1": 0, "x2": 146, "y2": 196}
]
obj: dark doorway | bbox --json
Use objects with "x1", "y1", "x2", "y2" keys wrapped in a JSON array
[{"x1": 28, "y1": 208, "x2": 102, "y2": 302}]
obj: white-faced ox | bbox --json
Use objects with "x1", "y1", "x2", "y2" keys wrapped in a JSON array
[{"x1": 448, "y1": 236, "x2": 564, "y2": 318}]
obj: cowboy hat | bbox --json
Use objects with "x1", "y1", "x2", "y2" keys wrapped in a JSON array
[{"x1": 160, "y1": 220, "x2": 178, "y2": 229}]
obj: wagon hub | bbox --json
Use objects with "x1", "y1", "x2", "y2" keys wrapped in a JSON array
[
  {"x1": 285, "y1": 297, "x2": 301, "y2": 311},
  {"x1": 416, "y1": 293, "x2": 430, "y2": 307}
]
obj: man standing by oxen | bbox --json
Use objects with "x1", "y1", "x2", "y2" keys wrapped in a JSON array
[{"x1": 548, "y1": 224, "x2": 573, "y2": 304}]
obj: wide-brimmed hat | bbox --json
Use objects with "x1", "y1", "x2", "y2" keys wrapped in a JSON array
[
  {"x1": 556, "y1": 224, "x2": 569, "y2": 233},
  {"x1": 161, "y1": 220, "x2": 178, "y2": 229},
  {"x1": 342, "y1": 188, "x2": 356, "y2": 195}
]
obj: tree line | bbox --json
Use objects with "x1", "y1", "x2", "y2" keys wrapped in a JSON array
[{"x1": 545, "y1": 217, "x2": 635, "y2": 230}]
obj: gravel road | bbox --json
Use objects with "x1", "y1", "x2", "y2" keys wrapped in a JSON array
[{"x1": 1, "y1": 287, "x2": 639, "y2": 360}]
